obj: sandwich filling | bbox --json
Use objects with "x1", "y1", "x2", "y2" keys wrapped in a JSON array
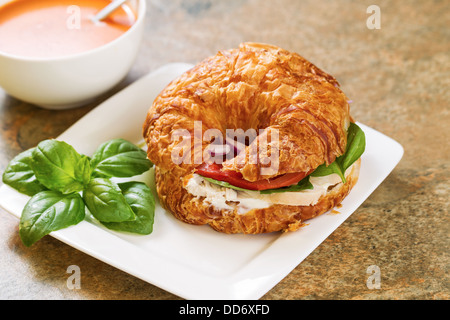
[
  {"x1": 183, "y1": 122, "x2": 365, "y2": 214},
  {"x1": 183, "y1": 162, "x2": 357, "y2": 214}
]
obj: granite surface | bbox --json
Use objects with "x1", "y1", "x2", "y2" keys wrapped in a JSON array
[{"x1": 0, "y1": 0, "x2": 448, "y2": 300}]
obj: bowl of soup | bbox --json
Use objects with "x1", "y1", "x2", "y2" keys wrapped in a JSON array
[{"x1": 0, "y1": 0, "x2": 146, "y2": 109}]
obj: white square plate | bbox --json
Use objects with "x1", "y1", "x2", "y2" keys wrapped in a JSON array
[{"x1": 0, "y1": 63, "x2": 404, "y2": 300}]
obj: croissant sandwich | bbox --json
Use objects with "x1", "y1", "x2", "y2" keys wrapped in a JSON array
[{"x1": 143, "y1": 42, "x2": 365, "y2": 234}]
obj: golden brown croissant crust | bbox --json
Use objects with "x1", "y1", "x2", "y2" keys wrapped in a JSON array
[{"x1": 143, "y1": 42, "x2": 351, "y2": 181}]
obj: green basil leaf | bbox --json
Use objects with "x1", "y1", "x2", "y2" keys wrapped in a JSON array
[
  {"x1": 75, "y1": 155, "x2": 92, "y2": 186},
  {"x1": 311, "y1": 161, "x2": 346, "y2": 183},
  {"x1": 259, "y1": 176, "x2": 314, "y2": 194},
  {"x1": 2, "y1": 148, "x2": 48, "y2": 196},
  {"x1": 101, "y1": 182, "x2": 155, "y2": 235},
  {"x1": 337, "y1": 122, "x2": 366, "y2": 171},
  {"x1": 19, "y1": 191, "x2": 85, "y2": 247},
  {"x1": 310, "y1": 123, "x2": 365, "y2": 183},
  {"x1": 90, "y1": 139, "x2": 153, "y2": 178},
  {"x1": 83, "y1": 178, "x2": 136, "y2": 223},
  {"x1": 30, "y1": 139, "x2": 90, "y2": 194},
  {"x1": 202, "y1": 177, "x2": 252, "y2": 192}
]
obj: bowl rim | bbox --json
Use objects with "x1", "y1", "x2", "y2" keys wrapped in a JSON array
[{"x1": 0, "y1": 0, "x2": 146, "y2": 62}]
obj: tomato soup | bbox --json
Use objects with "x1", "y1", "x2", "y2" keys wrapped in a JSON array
[{"x1": 0, "y1": 0, "x2": 136, "y2": 58}]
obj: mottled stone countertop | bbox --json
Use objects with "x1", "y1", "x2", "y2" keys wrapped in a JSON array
[{"x1": 0, "y1": 0, "x2": 448, "y2": 300}]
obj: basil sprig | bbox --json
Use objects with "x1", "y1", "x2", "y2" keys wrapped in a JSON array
[
  {"x1": 201, "y1": 123, "x2": 365, "y2": 194},
  {"x1": 2, "y1": 138, "x2": 155, "y2": 246}
]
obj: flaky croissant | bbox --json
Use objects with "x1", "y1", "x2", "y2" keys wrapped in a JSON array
[{"x1": 143, "y1": 43, "x2": 359, "y2": 234}]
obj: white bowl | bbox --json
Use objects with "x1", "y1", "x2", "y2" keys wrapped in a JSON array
[{"x1": 0, "y1": 0, "x2": 146, "y2": 110}]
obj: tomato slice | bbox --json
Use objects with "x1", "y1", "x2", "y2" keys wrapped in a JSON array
[{"x1": 195, "y1": 163, "x2": 309, "y2": 191}]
